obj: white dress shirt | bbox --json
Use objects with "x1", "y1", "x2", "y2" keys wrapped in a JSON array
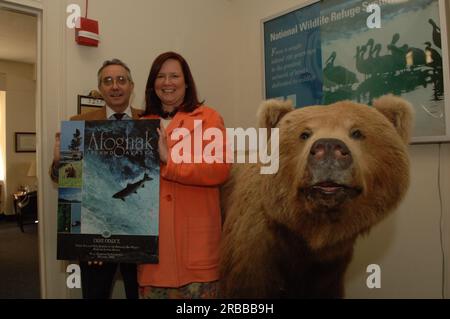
[{"x1": 106, "y1": 104, "x2": 133, "y2": 120}]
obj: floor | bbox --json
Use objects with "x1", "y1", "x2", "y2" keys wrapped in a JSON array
[{"x1": 0, "y1": 218, "x2": 40, "y2": 299}]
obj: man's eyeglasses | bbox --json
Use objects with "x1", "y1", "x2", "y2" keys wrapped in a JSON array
[{"x1": 101, "y1": 76, "x2": 130, "y2": 86}]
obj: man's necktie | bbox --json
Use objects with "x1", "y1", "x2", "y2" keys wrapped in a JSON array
[{"x1": 113, "y1": 113, "x2": 125, "y2": 120}]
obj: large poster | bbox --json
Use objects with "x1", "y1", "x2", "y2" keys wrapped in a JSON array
[
  {"x1": 263, "y1": 0, "x2": 450, "y2": 143},
  {"x1": 57, "y1": 119, "x2": 160, "y2": 263}
]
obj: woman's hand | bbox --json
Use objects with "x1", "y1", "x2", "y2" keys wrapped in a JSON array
[{"x1": 157, "y1": 121, "x2": 168, "y2": 164}]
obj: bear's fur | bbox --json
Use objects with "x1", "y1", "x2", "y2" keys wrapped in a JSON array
[{"x1": 220, "y1": 95, "x2": 413, "y2": 298}]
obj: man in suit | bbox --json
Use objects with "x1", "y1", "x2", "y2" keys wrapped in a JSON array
[{"x1": 50, "y1": 59, "x2": 142, "y2": 299}]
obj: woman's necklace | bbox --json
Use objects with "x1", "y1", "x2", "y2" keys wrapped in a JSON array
[{"x1": 161, "y1": 108, "x2": 178, "y2": 119}]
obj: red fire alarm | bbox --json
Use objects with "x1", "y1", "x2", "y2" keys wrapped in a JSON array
[
  {"x1": 75, "y1": 1, "x2": 100, "y2": 47},
  {"x1": 75, "y1": 17, "x2": 100, "y2": 47}
]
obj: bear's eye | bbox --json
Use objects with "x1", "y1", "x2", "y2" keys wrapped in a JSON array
[
  {"x1": 350, "y1": 129, "x2": 365, "y2": 140},
  {"x1": 300, "y1": 131, "x2": 311, "y2": 140}
]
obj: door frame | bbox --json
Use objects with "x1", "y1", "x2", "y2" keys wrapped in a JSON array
[{"x1": 0, "y1": 0, "x2": 44, "y2": 298}]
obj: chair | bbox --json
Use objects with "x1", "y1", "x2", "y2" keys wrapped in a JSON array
[{"x1": 16, "y1": 191, "x2": 38, "y2": 232}]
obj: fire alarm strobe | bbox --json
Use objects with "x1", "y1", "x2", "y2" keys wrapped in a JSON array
[{"x1": 75, "y1": 17, "x2": 100, "y2": 47}]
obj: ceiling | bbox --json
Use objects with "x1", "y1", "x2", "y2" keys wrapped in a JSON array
[{"x1": 0, "y1": 9, "x2": 37, "y2": 64}]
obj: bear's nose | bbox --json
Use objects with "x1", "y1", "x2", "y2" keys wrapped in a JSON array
[{"x1": 309, "y1": 138, "x2": 352, "y2": 169}]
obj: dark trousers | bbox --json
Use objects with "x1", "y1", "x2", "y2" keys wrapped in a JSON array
[{"x1": 80, "y1": 262, "x2": 138, "y2": 299}]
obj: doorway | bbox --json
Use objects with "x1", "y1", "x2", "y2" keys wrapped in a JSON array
[{"x1": 0, "y1": 1, "x2": 41, "y2": 299}]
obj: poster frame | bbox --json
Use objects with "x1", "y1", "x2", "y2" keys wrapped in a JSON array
[{"x1": 261, "y1": 0, "x2": 450, "y2": 144}]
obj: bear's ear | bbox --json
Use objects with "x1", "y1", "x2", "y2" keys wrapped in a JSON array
[
  {"x1": 257, "y1": 99, "x2": 294, "y2": 129},
  {"x1": 372, "y1": 94, "x2": 414, "y2": 144}
]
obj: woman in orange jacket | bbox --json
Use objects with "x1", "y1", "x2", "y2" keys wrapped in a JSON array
[{"x1": 138, "y1": 51, "x2": 231, "y2": 298}]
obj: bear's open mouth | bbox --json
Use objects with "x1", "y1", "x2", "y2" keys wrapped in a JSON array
[
  {"x1": 308, "y1": 181, "x2": 362, "y2": 196},
  {"x1": 312, "y1": 182, "x2": 349, "y2": 195},
  {"x1": 299, "y1": 181, "x2": 362, "y2": 209}
]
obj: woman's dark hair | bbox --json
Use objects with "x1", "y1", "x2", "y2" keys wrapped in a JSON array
[{"x1": 144, "y1": 51, "x2": 203, "y2": 116}]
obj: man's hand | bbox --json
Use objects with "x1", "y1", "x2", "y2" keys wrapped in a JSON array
[
  {"x1": 157, "y1": 121, "x2": 168, "y2": 164},
  {"x1": 49, "y1": 132, "x2": 62, "y2": 182}
]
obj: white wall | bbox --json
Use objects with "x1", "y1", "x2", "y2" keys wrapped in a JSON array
[
  {"x1": 11, "y1": 0, "x2": 449, "y2": 298},
  {"x1": 0, "y1": 60, "x2": 36, "y2": 215},
  {"x1": 61, "y1": 0, "x2": 237, "y2": 122}
]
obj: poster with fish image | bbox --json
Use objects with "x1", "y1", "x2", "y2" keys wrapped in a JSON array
[
  {"x1": 263, "y1": 0, "x2": 450, "y2": 143},
  {"x1": 57, "y1": 119, "x2": 160, "y2": 263}
]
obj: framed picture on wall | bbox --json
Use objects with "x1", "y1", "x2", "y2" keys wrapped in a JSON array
[
  {"x1": 15, "y1": 132, "x2": 36, "y2": 153},
  {"x1": 77, "y1": 95, "x2": 106, "y2": 115},
  {"x1": 262, "y1": 0, "x2": 450, "y2": 143}
]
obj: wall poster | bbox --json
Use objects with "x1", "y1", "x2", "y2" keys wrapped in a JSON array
[
  {"x1": 57, "y1": 119, "x2": 160, "y2": 263},
  {"x1": 262, "y1": 0, "x2": 450, "y2": 143}
]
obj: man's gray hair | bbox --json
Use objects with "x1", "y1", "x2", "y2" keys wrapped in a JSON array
[{"x1": 97, "y1": 58, "x2": 133, "y2": 86}]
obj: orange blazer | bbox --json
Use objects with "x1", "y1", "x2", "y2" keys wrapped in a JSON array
[{"x1": 138, "y1": 105, "x2": 231, "y2": 287}]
